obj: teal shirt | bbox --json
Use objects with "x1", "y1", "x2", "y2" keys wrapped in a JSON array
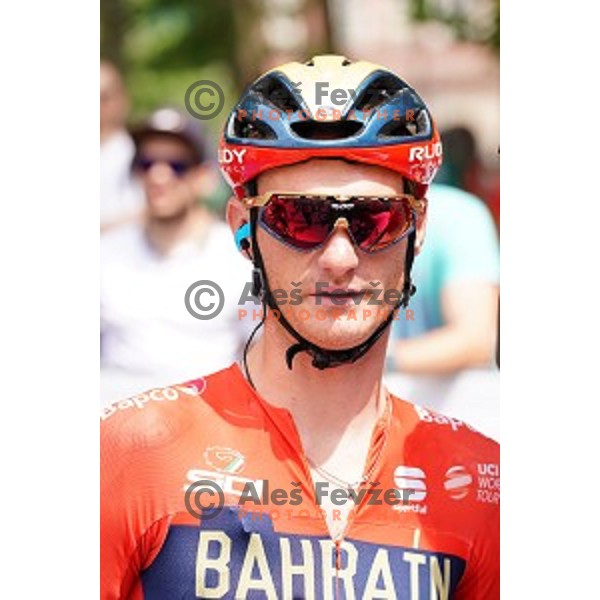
[{"x1": 394, "y1": 184, "x2": 499, "y2": 339}]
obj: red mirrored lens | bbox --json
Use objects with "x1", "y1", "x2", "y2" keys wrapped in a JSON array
[
  {"x1": 350, "y1": 199, "x2": 412, "y2": 251},
  {"x1": 261, "y1": 195, "x2": 332, "y2": 249}
]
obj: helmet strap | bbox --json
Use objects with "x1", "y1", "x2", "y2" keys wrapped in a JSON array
[{"x1": 248, "y1": 207, "x2": 416, "y2": 371}]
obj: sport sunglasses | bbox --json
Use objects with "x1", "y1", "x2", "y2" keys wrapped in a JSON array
[
  {"x1": 133, "y1": 156, "x2": 195, "y2": 177},
  {"x1": 242, "y1": 192, "x2": 426, "y2": 253}
]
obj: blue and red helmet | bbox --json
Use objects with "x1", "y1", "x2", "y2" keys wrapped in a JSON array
[{"x1": 219, "y1": 55, "x2": 442, "y2": 199}]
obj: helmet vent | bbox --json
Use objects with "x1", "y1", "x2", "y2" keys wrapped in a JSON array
[
  {"x1": 354, "y1": 75, "x2": 404, "y2": 112},
  {"x1": 378, "y1": 121, "x2": 417, "y2": 138},
  {"x1": 233, "y1": 117, "x2": 277, "y2": 140},
  {"x1": 291, "y1": 120, "x2": 363, "y2": 140},
  {"x1": 254, "y1": 76, "x2": 302, "y2": 112},
  {"x1": 378, "y1": 107, "x2": 430, "y2": 139}
]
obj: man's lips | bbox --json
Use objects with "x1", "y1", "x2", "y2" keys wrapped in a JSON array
[
  {"x1": 317, "y1": 289, "x2": 361, "y2": 295},
  {"x1": 309, "y1": 288, "x2": 367, "y2": 306}
]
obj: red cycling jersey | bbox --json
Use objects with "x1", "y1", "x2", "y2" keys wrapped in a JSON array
[{"x1": 101, "y1": 363, "x2": 499, "y2": 599}]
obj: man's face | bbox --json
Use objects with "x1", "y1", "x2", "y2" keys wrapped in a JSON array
[
  {"x1": 249, "y1": 159, "x2": 427, "y2": 350},
  {"x1": 135, "y1": 135, "x2": 204, "y2": 220},
  {"x1": 100, "y1": 62, "x2": 128, "y2": 134}
]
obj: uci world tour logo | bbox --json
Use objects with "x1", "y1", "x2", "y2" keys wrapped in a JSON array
[{"x1": 204, "y1": 446, "x2": 245, "y2": 474}]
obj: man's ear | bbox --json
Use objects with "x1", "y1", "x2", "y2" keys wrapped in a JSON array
[
  {"x1": 414, "y1": 199, "x2": 428, "y2": 256},
  {"x1": 226, "y1": 197, "x2": 252, "y2": 260}
]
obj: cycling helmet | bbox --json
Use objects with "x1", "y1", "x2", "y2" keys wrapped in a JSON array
[{"x1": 220, "y1": 55, "x2": 442, "y2": 200}]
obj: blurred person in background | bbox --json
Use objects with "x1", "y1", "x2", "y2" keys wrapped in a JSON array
[
  {"x1": 389, "y1": 182, "x2": 499, "y2": 375},
  {"x1": 437, "y1": 126, "x2": 500, "y2": 227},
  {"x1": 435, "y1": 127, "x2": 477, "y2": 190},
  {"x1": 100, "y1": 60, "x2": 144, "y2": 232},
  {"x1": 100, "y1": 107, "x2": 253, "y2": 402}
]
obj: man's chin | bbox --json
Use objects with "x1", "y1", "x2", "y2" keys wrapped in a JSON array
[
  {"x1": 147, "y1": 204, "x2": 185, "y2": 221},
  {"x1": 282, "y1": 311, "x2": 390, "y2": 351}
]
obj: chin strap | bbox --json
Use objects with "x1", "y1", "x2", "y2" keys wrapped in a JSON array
[{"x1": 248, "y1": 208, "x2": 417, "y2": 371}]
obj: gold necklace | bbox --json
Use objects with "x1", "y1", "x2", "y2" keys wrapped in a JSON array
[
  {"x1": 306, "y1": 391, "x2": 392, "y2": 491},
  {"x1": 242, "y1": 357, "x2": 392, "y2": 490},
  {"x1": 307, "y1": 459, "x2": 367, "y2": 489}
]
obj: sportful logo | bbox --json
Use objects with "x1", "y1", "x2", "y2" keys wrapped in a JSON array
[
  {"x1": 393, "y1": 466, "x2": 428, "y2": 514},
  {"x1": 394, "y1": 466, "x2": 427, "y2": 501},
  {"x1": 393, "y1": 466, "x2": 428, "y2": 515}
]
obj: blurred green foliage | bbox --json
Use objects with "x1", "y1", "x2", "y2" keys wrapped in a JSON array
[
  {"x1": 102, "y1": 0, "x2": 499, "y2": 130},
  {"x1": 101, "y1": 0, "x2": 240, "y2": 137},
  {"x1": 101, "y1": 0, "x2": 237, "y2": 69},
  {"x1": 408, "y1": 0, "x2": 500, "y2": 50},
  {"x1": 101, "y1": 0, "x2": 498, "y2": 213}
]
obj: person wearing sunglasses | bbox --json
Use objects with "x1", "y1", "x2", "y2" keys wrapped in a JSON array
[
  {"x1": 100, "y1": 61, "x2": 144, "y2": 233},
  {"x1": 102, "y1": 57, "x2": 499, "y2": 599},
  {"x1": 100, "y1": 107, "x2": 253, "y2": 402}
]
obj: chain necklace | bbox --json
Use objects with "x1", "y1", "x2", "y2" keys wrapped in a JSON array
[
  {"x1": 307, "y1": 459, "x2": 368, "y2": 490},
  {"x1": 241, "y1": 357, "x2": 392, "y2": 491},
  {"x1": 306, "y1": 395, "x2": 391, "y2": 491}
]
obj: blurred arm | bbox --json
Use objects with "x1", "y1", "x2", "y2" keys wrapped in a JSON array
[
  {"x1": 394, "y1": 281, "x2": 499, "y2": 374},
  {"x1": 393, "y1": 185, "x2": 500, "y2": 375},
  {"x1": 100, "y1": 208, "x2": 144, "y2": 234}
]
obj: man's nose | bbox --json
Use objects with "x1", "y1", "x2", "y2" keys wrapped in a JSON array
[
  {"x1": 317, "y1": 222, "x2": 359, "y2": 280},
  {"x1": 146, "y1": 162, "x2": 176, "y2": 184}
]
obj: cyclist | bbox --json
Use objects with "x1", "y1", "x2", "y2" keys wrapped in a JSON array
[{"x1": 101, "y1": 55, "x2": 499, "y2": 599}]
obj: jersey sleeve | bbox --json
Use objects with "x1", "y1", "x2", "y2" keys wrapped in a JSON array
[
  {"x1": 100, "y1": 397, "x2": 178, "y2": 599},
  {"x1": 455, "y1": 502, "x2": 500, "y2": 599},
  {"x1": 101, "y1": 413, "x2": 138, "y2": 598},
  {"x1": 404, "y1": 401, "x2": 500, "y2": 598},
  {"x1": 101, "y1": 376, "x2": 213, "y2": 599},
  {"x1": 451, "y1": 424, "x2": 500, "y2": 599}
]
